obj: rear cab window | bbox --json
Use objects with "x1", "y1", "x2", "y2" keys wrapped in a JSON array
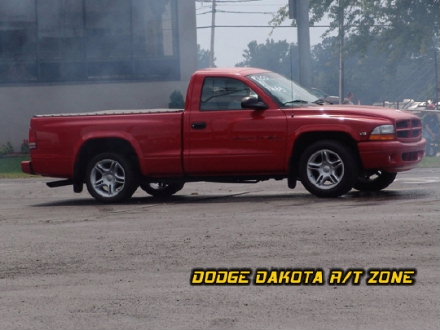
[{"x1": 200, "y1": 77, "x2": 259, "y2": 111}]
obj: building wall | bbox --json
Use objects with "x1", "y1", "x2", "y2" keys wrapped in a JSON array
[{"x1": 0, "y1": 0, "x2": 197, "y2": 150}]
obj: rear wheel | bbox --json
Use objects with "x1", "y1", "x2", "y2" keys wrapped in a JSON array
[
  {"x1": 353, "y1": 170, "x2": 397, "y2": 192},
  {"x1": 299, "y1": 140, "x2": 358, "y2": 197},
  {"x1": 141, "y1": 182, "x2": 184, "y2": 198},
  {"x1": 86, "y1": 153, "x2": 138, "y2": 203}
]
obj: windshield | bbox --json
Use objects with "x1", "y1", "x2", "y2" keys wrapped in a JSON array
[{"x1": 248, "y1": 72, "x2": 319, "y2": 107}]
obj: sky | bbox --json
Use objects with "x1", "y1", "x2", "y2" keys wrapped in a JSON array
[{"x1": 196, "y1": 0, "x2": 330, "y2": 67}]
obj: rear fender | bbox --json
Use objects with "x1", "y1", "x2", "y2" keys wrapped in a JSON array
[{"x1": 73, "y1": 133, "x2": 143, "y2": 181}]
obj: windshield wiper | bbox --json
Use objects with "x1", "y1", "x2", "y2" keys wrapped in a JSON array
[
  {"x1": 312, "y1": 98, "x2": 326, "y2": 105},
  {"x1": 282, "y1": 100, "x2": 309, "y2": 106}
]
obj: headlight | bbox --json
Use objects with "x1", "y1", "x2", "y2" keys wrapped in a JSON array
[{"x1": 369, "y1": 124, "x2": 395, "y2": 140}]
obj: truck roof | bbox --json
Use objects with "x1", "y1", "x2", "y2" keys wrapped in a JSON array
[{"x1": 194, "y1": 67, "x2": 270, "y2": 77}]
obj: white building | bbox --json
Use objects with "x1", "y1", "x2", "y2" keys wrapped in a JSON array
[{"x1": 0, "y1": 0, "x2": 197, "y2": 150}]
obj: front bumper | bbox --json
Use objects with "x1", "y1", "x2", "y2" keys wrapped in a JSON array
[
  {"x1": 21, "y1": 160, "x2": 35, "y2": 175},
  {"x1": 358, "y1": 138, "x2": 426, "y2": 172}
]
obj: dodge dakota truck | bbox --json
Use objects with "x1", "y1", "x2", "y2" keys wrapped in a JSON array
[{"x1": 21, "y1": 68, "x2": 426, "y2": 202}]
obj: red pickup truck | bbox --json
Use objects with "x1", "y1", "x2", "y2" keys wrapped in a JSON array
[{"x1": 22, "y1": 68, "x2": 426, "y2": 202}]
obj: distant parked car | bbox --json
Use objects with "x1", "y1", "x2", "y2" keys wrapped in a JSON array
[{"x1": 422, "y1": 112, "x2": 440, "y2": 157}]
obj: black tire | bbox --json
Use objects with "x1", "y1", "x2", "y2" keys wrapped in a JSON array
[
  {"x1": 353, "y1": 170, "x2": 397, "y2": 192},
  {"x1": 85, "y1": 153, "x2": 138, "y2": 203},
  {"x1": 140, "y1": 182, "x2": 184, "y2": 198},
  {"x1": 299, "y1": 140, "x2": 358, "y2": 197}
]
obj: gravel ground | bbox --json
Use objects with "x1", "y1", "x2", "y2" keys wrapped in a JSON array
[{"x1": 0, "y1": 168, "x2": 439, "y2": 330}]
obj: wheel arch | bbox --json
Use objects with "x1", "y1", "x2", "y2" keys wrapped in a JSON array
[
  {"x1": 288, "y1": 131, "x2": 361, "y2": 179},
  {"x1": 74, "y1": 137, "x2": 141, "y2": 182}
]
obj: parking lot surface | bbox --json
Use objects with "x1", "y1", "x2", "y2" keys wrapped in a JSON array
[{"x1": 1, "y1": 168, "x2": 439, "y2": 330}]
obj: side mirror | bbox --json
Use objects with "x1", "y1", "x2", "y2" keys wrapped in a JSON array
[{"x1": 241, "y1": 96, "x2": 268, "y2": 110}]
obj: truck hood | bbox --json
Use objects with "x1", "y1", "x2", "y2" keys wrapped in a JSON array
[{"x1": 291, "y1": 104, "x2": 419, "y2": 122}]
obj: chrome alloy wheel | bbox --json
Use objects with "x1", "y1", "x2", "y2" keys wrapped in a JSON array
[
  {"x1": 90, "y1": 159, "x2": 126, "y2": 198},
  {"x1": 306, "y1": 149, "x2": 344, "y2": 190}
]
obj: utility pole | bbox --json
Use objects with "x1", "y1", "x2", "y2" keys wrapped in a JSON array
[
  {"x1": 434, "y1": 34, "x2": 440, "y2": 110},
  {"x1": 338, "y1": 0, "x2": 345, "y2": 104},
  {"x1": 295, "y1": 0, "x2": 312, "y2": 88},
  {"x1": 209, "y1": 0, "x2": 217, "y2": 67},
  {"x1": 435, "y1": 46, "x2": 439, "y2": 110}
]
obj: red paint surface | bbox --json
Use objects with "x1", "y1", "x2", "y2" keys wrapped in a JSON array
[{"x1": 22, "y1": 68, "x2": 426, "y2": 179}]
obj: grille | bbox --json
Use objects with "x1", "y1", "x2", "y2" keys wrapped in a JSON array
[{"x1": 396, "y1": 119, "x2": 422, "y2": 140}]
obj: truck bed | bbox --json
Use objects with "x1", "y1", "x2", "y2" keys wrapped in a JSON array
[
  {"x1": 34, "y1": 108, "x2": 183, "y2": 117},
  {"x1": 29, "y1": 109, "x2": 185, "y2": 178}
]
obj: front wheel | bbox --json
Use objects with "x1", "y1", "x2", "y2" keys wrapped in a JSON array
[
  {"x1": 299, "y1": 140, "x2": 358, "y2": 197},
  {"x1": 140, "y1": 182, "x2": 184, "y2": 198},
  {"x1": 353, "y1": 170, "x2": 397, "y2": 192},
  {"x1": 86, "y1": 153, "x2": 138, "y2": 203}
]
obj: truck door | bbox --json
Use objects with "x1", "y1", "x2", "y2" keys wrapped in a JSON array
[{"x1": 184, "y1": 76, "x2": 287, "y2": 175}]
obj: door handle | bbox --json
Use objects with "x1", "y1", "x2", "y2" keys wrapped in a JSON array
[{"x1": 191, "y1": 122, "x2": 207, "y2": 130}]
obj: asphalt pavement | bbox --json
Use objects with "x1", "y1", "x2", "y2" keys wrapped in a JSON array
[{"x1": 0, "y1": 168, "x2": 439, "y2": 330}]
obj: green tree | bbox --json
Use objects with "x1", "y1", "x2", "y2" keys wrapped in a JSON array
[
  {"x1": 0, "y1": 142, "x2": 14, "y2": 156},
  {"x1": 310, "y1": 37, "x2": 339, "y2": 96},
  {"x1": 270, "y1": 1, "x2": 439, "y2": 103},
  {"x1": 312, "y1": 37, "x2": 437, "y2": 104},
  {"x1": 236, "y1": 39, "x2": 300, "y2": 81},
  {"x1": 197, "y1": 44, "x2": 215, "y2": 69},
  {"x1": 168, "y1": 90, "x2": 185, "y2": 109},
  {"x1": 272, "y1": 0, "x2": 439, "y2": 60}
]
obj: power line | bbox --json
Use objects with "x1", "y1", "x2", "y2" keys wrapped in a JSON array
[
  {"x1": 197, "y1": 9, "x2": 276, "y2": 15},
  {"x1": 196, "y1": 0, "x2": 284, "y2": 8},
  {"x1": 195, "y1": 0, "x2": 265, "y2": 3},
  {"x1": 197, "y1": 10, "x2": 214, "y2": 15},
  {"x1": 196, "y1": 0, "x2": 264, "y2": 2},
  {"x1": 198, "y1": 0, "x2": 277, "y2": 67},
  {"x1": 197, "y1": 25, "x2": 331, "y2": 29}
]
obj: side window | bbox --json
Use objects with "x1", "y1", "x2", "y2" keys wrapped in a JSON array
[{"x1": 200, "y1": 77, "x2": 258, "y2": 111}]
